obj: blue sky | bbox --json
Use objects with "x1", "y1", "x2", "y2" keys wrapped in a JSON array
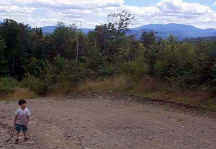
[
  {"x1": 125, "y1": 0, "x2": 215, "y2": 8},
  {"x1": 125, "y1": 0, "x2": 161, "y2": 6},
  {"x1": 1, "y1": 0, "x2": 216, "y2": 29}
]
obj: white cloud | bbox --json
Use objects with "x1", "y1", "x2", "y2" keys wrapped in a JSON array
[
  {"x1": 11, "y1": 0, "x2": 124, "y2": 10},
  {"x1": 0, "y1": 0, "x2": 124, "y2": 27},
  {"x1": 0, "y1": 0, "x2": 216, "y2": 29},
  {"x1": 158, "y1": 0, "x2": 212, "y2": 14},
  {"x1": 126, "y1": 0, "x2": 216, "y2": 29}
]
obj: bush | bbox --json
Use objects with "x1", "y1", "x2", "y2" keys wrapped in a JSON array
[
  {"x1": 98, "y1": 64, "x2": 116, "y2": 77},
  {"x1": 0, "y1": 77, "x2": 18, "y2": 94},
  {"x1": 21, "y1": 74, "x2": 48, "y2": 95},
  {"x1": 77, "y1": 76, "x2": 130, "y2": 92},
  {"x1": 121, "y1": 61, "x2": 148, "y2": 81}
]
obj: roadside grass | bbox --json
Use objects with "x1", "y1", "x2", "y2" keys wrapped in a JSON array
[
  {"x1": 76, "y1": 76, "x2": 130, "y2": 93},
  {"x1": 0, "y1": 88, "x2": 37, "y2": 101},
  {"x1": 74, "y1": 76, "x2": 216, "y2": 111},
  {"x1": 47, "y1": 81, "x2": 76, "y2": 97},
  {"x1": 129, "y1": 90, "x2": 216, "y2": 110},
  {"x1": 131, "y1": 83, "x2": 216, "y2": 111},
  {"x1": 11, "y1": 88, "x2": 37, "y2": 99},
  {"x1": 0, "y1": 77, "x2": 36, "y2": 101},
  {"x1": 1, "y1": 75, "x2": 216, "y2": 112}
]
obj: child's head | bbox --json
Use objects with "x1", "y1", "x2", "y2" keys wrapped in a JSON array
[{"x1": 18, "y1": 99, "x2": 27, "y2": 109}]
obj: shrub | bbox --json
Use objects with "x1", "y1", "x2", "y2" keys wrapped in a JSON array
[
  {"x1": 77, "y1": 76, "x2": 129, "y2": 92},
  {"x1": 121, "y1": 61, "x2": 149, "y2": 81},
  {"x1": 98, "y1": 64, "x2": 116, "y2": 77},
  {"x1": 10, "y1": 88, "x2": 37, "y2": 99},
  {"x1": 21, "y1": 74, "x2": 48, "y2": 95},
  {"x1": 0, "y1": 77, "x2": 18, "y2": 94}
]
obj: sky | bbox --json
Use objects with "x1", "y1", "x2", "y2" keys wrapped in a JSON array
[{"x1": 0, "y1": 0, "x2": 216, "y2": 29}]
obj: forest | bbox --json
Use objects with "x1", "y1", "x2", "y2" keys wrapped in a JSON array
[{"x1": 0, "y1": 10, "x2": 216, "y2": 109}]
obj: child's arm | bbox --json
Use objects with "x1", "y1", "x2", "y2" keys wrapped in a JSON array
[
  {"x1": 26, "y1": 109, "x2": 31, "y2": 126},
  {"x1": 14, "y1": 109, "x2": 19, "y2": 127},
  {"x1": 14, "y1": 115, "x2": 18, "y2": 127},
  {"x1": 26, "y1": 115, "x2": 30, "y2": 126}
]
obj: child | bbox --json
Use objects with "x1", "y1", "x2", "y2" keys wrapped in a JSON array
[{"x1": 14, "y1": 99, "x2": 31, "y2": 144}]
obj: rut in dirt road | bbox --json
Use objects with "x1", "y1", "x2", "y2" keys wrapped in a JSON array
[{"x1": 0, "y1": 96, "x2": 216, "y2": 149}]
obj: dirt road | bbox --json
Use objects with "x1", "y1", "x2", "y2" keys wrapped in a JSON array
[{"x1": 0, "y1": 95, "x2": 216, "y2": 149}]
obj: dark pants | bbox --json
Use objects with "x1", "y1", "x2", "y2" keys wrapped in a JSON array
[{"x1": 15, "y1": 124, "x2": 28, "y2": 133}]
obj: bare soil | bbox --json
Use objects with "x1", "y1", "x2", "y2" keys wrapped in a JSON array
[{"x1": 0, "y1": 95, "x2": 216, "y2": 149}]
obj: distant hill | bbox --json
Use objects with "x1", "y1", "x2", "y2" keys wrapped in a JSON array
[
  {"x1": 184, "y1": 36, "x2": 216, "y2": 42},
  {"x1": 42, "y1": 23, "x2": 216, "y2": 40},
  {"x1": 42, "y1": 26, "x2": 57, "y2": 34},
  {"x1": 129, "y1": 23, "x2": 216, "y2": 40},
  {"x1": 42, "y1": 26, "x2": 92, "y2": 34}
]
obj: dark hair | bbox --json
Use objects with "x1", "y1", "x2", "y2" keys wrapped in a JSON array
[{"x1": 18, "y1": 99, "x2": 27, "y2": 106}]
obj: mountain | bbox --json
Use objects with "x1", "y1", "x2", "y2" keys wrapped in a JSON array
[
  {"x1": 129, "y1": 23, "x2": 216, "y2": 40},
  {"x1": 42, "y1": 26, "x2": 92, "y2": 34},
  {"x1": 42, "y1": 23, "x2": 216, "y2": 40},
  {"x1": 42, "y1": 26, "x2": 57, "y2": 34},
  {"x1": 184, "y1": 36, "x2": 216, "y2": 42},
  {"x1": 80, "y1": 28, "x2": 93, "y2": 34}
]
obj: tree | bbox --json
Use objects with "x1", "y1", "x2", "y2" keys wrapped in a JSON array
[
  {"x1": 30, "y1": 27, "x2": 47, "y2": 59},
  {"x1": 91, "y1": 10, "x2": 135, "y2": 65},
  {"x1": 140, "y1": 32, "x2": 160, "y2": 75},
  {"x1": 51, "y1": 22, "x2": 77, "y2": 59},
  {"x1": 107, "y1": 9, "x2": 135, "y2": 34},
  {"x1": 141, "y1": 32, "x2": 157, "y2": 47},
  {"x1": 0, "y1": 36, "x2": 8, "y2": 75},
  {"x1": 0, "y1": 19, "x2": 32, "y2": 79},
  {"x1": 0, "y1": 36, "x2": 6, "y2": 51}
]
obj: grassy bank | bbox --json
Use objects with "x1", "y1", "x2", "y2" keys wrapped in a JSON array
[
  {"x1": 1, "y1": 76, "x2": 216, "y2": 112},
  {"x1": 0, "y1": 88, "x2": 37, "y2": 101},
  {"x1": 73, "y1": 76, "x2": 216, "y2": 111},
  {"x1": 0, "y1": 77, "x2": 37, "y2": 101}
]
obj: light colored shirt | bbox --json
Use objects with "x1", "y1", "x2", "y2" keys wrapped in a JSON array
[{"x1": 15, "y1": 107, "x2": 31, "y2": 126}]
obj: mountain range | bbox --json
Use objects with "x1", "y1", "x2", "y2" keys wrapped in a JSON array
[{"x1": 42, "y1": 23, "x2": 216, "y2": 40}]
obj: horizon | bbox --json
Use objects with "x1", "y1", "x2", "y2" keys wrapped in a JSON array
[
  {"x1": 21, "y1": 23, "x2": 216, "y2": 30},
  {"x1": 1, "y1": 0, "x2": 216, "y2": 29}
]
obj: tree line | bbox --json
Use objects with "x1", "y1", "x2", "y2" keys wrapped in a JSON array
[{"x1": 0, "y1": 10, "x2": 216, "y2": 94}]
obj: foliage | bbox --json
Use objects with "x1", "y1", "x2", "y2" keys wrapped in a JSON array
[
  {"x1": 1, "y1": 10, "x2": 216, "y2": 97},
  {"x1": 21, "y1": 73, "x2": 48, "y2": 95},
  {"x1": 0, "y1": 77, "x2": 18, "y2": 94},
  {"x1": 0, "y1": 36, "x2": 8, "y2": 75},
  {"x1": 107, "y1": 9, "x2": 135, "y2": 34}
]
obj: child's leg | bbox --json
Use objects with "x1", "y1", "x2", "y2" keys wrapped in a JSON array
[
  {"x1": 23, "y1": 132, "x2": 27, "y2": 139},
  {"x1": 23, "y1": 126, "x2": 28, "y2": 140},
  {"x1": 16, "y1": 132, "x2": 20, "y2": 139},
  {"x1": 15, "y1": 132, "x2": 20, "y2": 144},
  {"x1": 15, "y1": 125, "x2": 21, "y2": 143}
]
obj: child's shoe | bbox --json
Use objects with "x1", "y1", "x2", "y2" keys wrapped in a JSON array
[
  {"x1": 15, "y1": 139, "x2": 19, "y2": 144},
  {"x1": 24, "y1": 137, "x2": 29, "y2": 142}
]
